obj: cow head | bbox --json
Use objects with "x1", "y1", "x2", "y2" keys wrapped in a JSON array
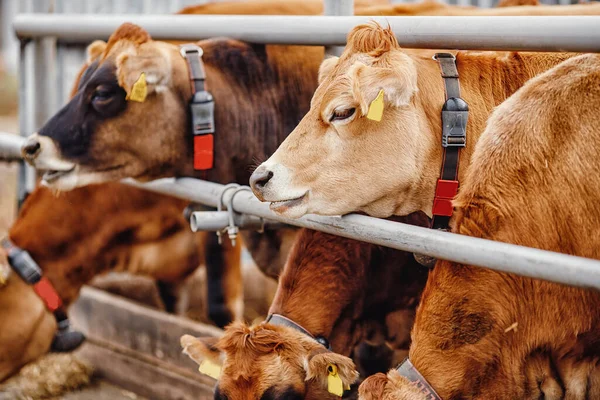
[
  {"x1": 21, "y1": 23, "x2": 193, "y2": 191},
  {"x1": 181, "y1": 323, "x2": 359, "y2": 399},
  {"x1": 250, "y1": 23, "x2": 432, "y2": 219},
  {"x1": 0, "y1": 250, "x2": 57, "y2": 382}
]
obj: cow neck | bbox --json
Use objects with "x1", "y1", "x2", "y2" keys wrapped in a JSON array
[
  {"x1": 402, "y1": 50, "x2": 578, "y2": 399},
  {"x1": 178, "y1": 42, "x2": 321, "y2": 181},
  {"x1": 413, "y1": 51, "x2": 574, "y2": 223},
  {"x1": 1, "y1": 237, "x2": 85, "y2": 352},
  {"x1": 267, "y1": 242, "x2": 369, "y2": 354}
]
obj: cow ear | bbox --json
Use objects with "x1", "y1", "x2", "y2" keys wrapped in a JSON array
[
  {"x1": 86, "y1": 40, "x2": 107, "y2": 64},
  {"x1": 358, "y1": 369, "x2": 428, "y2": 400},
  {"x1": 350, "y1": 53, "x2": 417, "y2": 117},
  {"x1": 116, "y1": 44, "x2": 171, "y2": 102},
  {"x1": 318, "y1": 56, "x2": 339, "y2": 85},
  {"x1": 305, "y1": 351, "x2": 359, "y2": 396},
  {"x1": 181, "y1": 334, "x2": 222, "y2": 363}
]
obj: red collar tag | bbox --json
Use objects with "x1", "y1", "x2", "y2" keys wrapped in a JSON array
[{"x1": 33, "y1": 277, "x2": 63, "y2": 312}]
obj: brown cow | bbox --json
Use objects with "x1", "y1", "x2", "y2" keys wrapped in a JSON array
[
  {"x1": 181, "y1": 215, "x2": 430, "y2": 400},
  {"x1": 359, "y1": 53, "x2": 600, "y2": 400}
]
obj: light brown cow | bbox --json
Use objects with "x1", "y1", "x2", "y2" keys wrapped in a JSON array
[
  {"x1": 359, "y1": 53, "x2": 600, "y2": 400},
  {"x1": 181, "y1": 214, "x2": 430, "y2": 400},
  {"x1": 250, "y1": 25, "x2": 573, "y2": 219}
]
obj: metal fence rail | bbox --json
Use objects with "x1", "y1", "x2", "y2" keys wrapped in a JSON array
[
  {"x1": 13, "y1": 14, "x2": 600, "y2": 52},
  {"x1": 125, "y1": 178, "x2": 600, "y2": 291},
  {"x1": 0, "y1": 132, "x2": 24, "y2": 162}
]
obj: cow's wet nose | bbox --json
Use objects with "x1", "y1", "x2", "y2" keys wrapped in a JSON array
[
  {"x1": 250, "y1": 166, "x2": 274, "y2": 197},
  {"x1": 22, "y1": 137, "x2": 41, "y2": 160}
]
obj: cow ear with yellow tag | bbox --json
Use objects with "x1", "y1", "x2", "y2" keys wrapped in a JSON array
[
  {"x1": 366, "y1": 89, "x2": 385, "y2": 122},
  {"x1": 305, "y1": 351, "x2": 359, "y2": 397},
  {"x1": 115, "y1": 44, "x2": 171, "y2": 104},
  {"x1": 127, "y1": 72, "x2": 148, "y2": 102},
  {"x1": 181, "y1": 334, "x2": 224, "y2": 380}
]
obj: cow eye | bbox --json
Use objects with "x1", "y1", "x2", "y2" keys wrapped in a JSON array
[
  {"x1": 330, "y1": 107, "x2": 356, "y2": 122},
  {"x1": 92, "y1": 86, "x2": 114, "y2": 102}
]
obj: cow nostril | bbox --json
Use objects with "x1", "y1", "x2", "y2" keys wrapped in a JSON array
[
  {"x1": 250, "y1": 168, "x2": 274, "y2": 191},
  {"x1": 22, "y1": 139, "x2": 41, "y2": 158}
]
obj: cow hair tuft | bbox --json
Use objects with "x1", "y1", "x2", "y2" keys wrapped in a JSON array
[{"x1": 346, "y1": 21, "x2": 399, "y2": 58}]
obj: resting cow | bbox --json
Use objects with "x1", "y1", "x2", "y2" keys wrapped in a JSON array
[
  {"x1": 251, "y1": 23, "x2": 600, "y2": 398},
  {"x1": 181, "y1": 217, "x2": 430, "y2": 400},
  {"x1": 359, "y1": 53, "x2": 600, "y2": 400}
]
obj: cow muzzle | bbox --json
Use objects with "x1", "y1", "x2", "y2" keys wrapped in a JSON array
[{"x1": 21, "y1": 134, "x2": 76, "y2": 173}]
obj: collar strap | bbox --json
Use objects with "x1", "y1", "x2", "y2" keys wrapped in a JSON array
[
  {"x1": 396, "y1": 358, "x2": 442, "y2": 400},
  {"x1": 266, "y1": 314, "x2": 331, "y2": 350},
  {"x1": 1, "y1": 237, "x2": 62, "y2": 312},
  {"x1": 431, "y1": 53, "x2": 468, "y2": 231},
  {"x1": 180, "y1": 44, "x2": 215, "y2": 171}
]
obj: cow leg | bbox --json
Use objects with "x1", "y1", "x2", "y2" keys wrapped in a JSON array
[
  {"x1": 156, "y1": 280, "x2": 178, "y2": 313},
  {"x1": 203, "y1": 233, "x2": 243, "y2": 328}
]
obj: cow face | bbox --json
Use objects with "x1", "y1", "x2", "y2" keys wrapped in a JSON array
[
  {"x1": 251, "y1": 23, "x2": 429, "y2": 219},
  {"x1": 181, "y1": 323, "x2": 358, "y2": 400},
  {"x1": 0, "y1": 250, "x2": 56, "y2": 382},
  {"x1": 21, "y1": 23, "x2": 192, "y2": 191}
]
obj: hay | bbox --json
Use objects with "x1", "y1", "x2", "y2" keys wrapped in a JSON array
[{"x1": 0, "y1": 354, "x2": 93, "y2": 400}]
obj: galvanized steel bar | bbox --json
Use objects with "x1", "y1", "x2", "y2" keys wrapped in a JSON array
[
  {"x1": 0, "y1": 132, "x2": 25, "y2": 162},
  {"x1": 324, "y1": 0, "x2": 353, "y2": 57},
  {"x1": 12, "y1": 14, "x2": 600, "y2": 52},
  {"x1": 126, "y1": 178, "x2": 600, "y2": 291},
  {"x1": 17, "y1": 39, "x2": 37, "y2": 208}
]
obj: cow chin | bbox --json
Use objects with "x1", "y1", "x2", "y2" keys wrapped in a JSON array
[{"x1": 40, "y1": 166, "x2": 123, "y2": 191}]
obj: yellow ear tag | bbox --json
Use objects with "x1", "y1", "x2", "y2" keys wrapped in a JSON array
[
  {"x1": 198, "y1": 359, "x2": 221, "y2": 380},
  {"x1": 366, "y1": 89, "x2": 384, "y2": 122},
  {"x1": 327, "y1": 364, "x2": 344, "y2": 397},
  {"x1": 128, "y1": 72, "x2": 147, "y2": 102},
  {"x1": 0, "y1": 264, "x2": 9, "y2": 287}
]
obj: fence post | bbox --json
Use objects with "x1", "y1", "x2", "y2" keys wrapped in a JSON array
[{"x1": 324, "y1": 0, "x2": 353, "y2": 57}]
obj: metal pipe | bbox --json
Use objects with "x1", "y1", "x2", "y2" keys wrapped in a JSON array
[
  {"x1": 125, "y1": 178, "x2": 600, "y2": 290},
  {"x1": 13, "y1": 14, "x2": 600, "y2": 52},
  {"x1": 17, "y1": 39, "x2": 37, "y2": 209},
  {"x1": 0, "y1": 132, "x2": 25, "y2": 162},
  {"x1": 189, "y1": 211, "x2": 284, "y2": 232},
  {"x1": 324, "y1": 0, "x2": 354, "y2": 57}
]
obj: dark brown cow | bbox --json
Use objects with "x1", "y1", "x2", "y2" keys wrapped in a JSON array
[
  {"x1": 181, "y1": 214, "x2": 430, "y2": 400},
  {"x1": 359, "y1": 53, "x2": 600, "y2": 400}
]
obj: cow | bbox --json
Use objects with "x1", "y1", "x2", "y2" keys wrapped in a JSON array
[
  {"x1": 181, "y1": 214, "x2": 430, "y2": 400},
  {"x1": 358, "y1": 53, "x2": 600, "y2": 400}
]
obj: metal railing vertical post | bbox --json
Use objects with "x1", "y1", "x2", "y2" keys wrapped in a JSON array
[{"x1": 324, "y1": 0, "x2": 353, "y2": 57}]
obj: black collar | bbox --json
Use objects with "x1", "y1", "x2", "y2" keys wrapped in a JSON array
[
  {"x1": 265, "y1": 313, "x2": 331, "y2": 350},
  {"x1": 180, "y1": 44, "x2": 215, "y2": 171},
  {"x1": 431, "y1": 53, "x2": 468, "y2": 231},
  {"x1": 396, "y1": 358, "x2": 442, "y2": 400},
  {"x1": 1, "y1": 237, "x2": 85, "y2": 352}
]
